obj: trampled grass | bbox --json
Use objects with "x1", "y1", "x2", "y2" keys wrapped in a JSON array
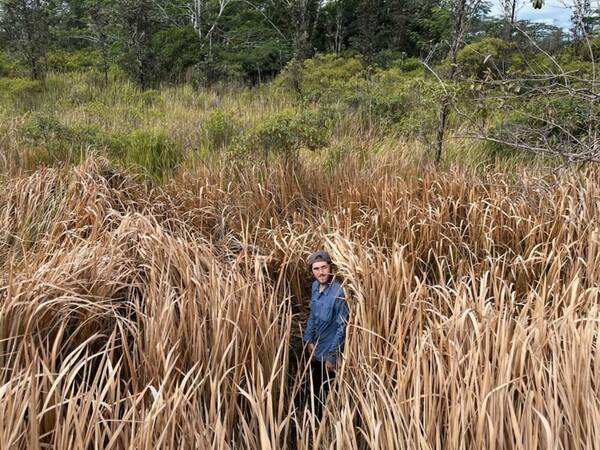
[{"x1": 1, "y1": 151, "x2": 600, "y2": 449}]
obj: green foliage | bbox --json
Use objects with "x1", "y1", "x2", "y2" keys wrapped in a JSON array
[
  {"x1": 46, "y1": 50, "x2": 102, "y2": 72},
  {"x1": 556, "y1": 50, "x2": 596, "y2": 77},
  {"x1": 67, "y1": 82, "x2": 94, "y2": 105},
  {"x1": 203, "y1": 110, "x2": 239, "y2": 152},
  {"x1": 522, "y1": 95, "x2": 591, "y2": 139},
  {"x1": 219, "y1": 37, "x2": 290, "y2": 83},
  {"x1": 372, "y1": 51, "x2": 423, "y2": 75},
  {"x1": 199, "y1": 0, "x2": 292, "y2": 84},
  {"x1": 0, "y1": 77, "x2": 44, "y2": 109},
  {"x1": 122, "y1": 128, "x2": 181, "y2": 180},
  {"x1": 0, "y1": 51, "x2": 25, "y2": 77},
  {"x1": 138, "y1": 89, "x2": 162, "y2": 107},
  {"x1": 391, "y1": 57, "x2": 423, "y2": 74},
  {"x1": 0, "y1": 77, "x2": 43, "y2": 99},
  {"x1": 369, "y1": 69, "x2": 427, "y2": 121},
  {"x1": 456, "y1": 38, "x2": 514, "y2": 79},
  {"x1": 589, "y1": 34, "x2": 600, "y2": 61},
  {"x1": 22, "y1": 113, "x2": 72, "y2": 143},
  {"x1": 322, "y1": 142, "x2": 353, "y2": 172},
  {"x1": 394, "y1": 78, "x2": 447, "y2": 135},
  {"x1": 345, "y1": 73, "x2": 406, "y2": 125},
  {"x1": 238, "y1": 109, "x2": 330, "y2": 158},
  {"x1": 191, "y1": 60, "x2": 246, "y2": 87},
  {"x1": 22, "y1": 113, "x2": 123, "y2": 156},
  {"x1": 276, "y1": 54, "x2": 364, "y2": 101},
  {"x1": 0, "y1": 0, "x2": 52, "y2": 79},
  {"x1": 275, "y1": 54, "x2": 443, "y2": 136},
  {"x1": 480, "y1": 90, "x2": 596, "y2": 163},
  {"x1": 21, "y1": 112, "x2": 181, "y2": 179},
  {"x1": 413, "y1": 5, "x2": 452, "y2": 55},
  {"x1": 152, "y1": 26, "x2": 202, "y2": 81},
  {"x1": 21, "y1": 113, "x2": 84, "y2": 167}
]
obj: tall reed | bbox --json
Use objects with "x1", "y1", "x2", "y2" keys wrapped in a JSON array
[{"x1": 1, "y1": 155, "x2": 599, "y2": 449}]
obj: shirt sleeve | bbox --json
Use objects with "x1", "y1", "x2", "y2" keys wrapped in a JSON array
[
  {"x1": 325, "y1": 288, "x2": 349, "y2": 364},
  {"x1": 303, "y1": 283, "x2": 318, "y2": 344}
]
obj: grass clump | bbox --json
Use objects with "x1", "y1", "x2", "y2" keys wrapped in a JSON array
[
  {"x1": 19, "y1": 114, "x2": 181, "y2": 180},
  {"x1": 0, "y1": 77, "x2": 44, "y2": 110},
  {"x1": 1, "y1": 154, "x2": 600, "y2": 449},
  {"x1": 203, "y1": 109, "x2": 240, "y2": 152},
  {"x1": 121, "y1": 128, "x2": 182, "y2": 180}
]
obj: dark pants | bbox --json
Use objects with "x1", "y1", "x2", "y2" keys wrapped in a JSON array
[{"x1": 302, "y1": 360, "x2": 335, "y2": 419}]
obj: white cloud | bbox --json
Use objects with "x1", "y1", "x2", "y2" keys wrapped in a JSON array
[{"x1": 490, "y1": 0, "x2": 575, "y2": 29}]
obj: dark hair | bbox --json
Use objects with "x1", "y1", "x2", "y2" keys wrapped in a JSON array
[{"x1": 307, "y1": 250, "x2": 332, "y2": 271}]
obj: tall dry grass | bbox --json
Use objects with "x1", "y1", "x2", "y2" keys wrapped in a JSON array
[{"x1": 1, "y1": 153, "x2": 600, "y2": 449}]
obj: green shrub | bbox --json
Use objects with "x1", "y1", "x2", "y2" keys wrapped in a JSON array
[
  {"x1": 0, "y1": 78, "x2": 44, "y2": 109},
  {"x1": 274, "y1": 55, "x2": 441, "y2": 133},
  {"x1": 392, "y1": 57, "x2": 423, "y2": 74},
  {"x1": 373, "y1": 51, "x2": 422, "y2": 74},
  {"x1": 275, "y1": 54, "x2": 364, "y2": 101},
  {"x1": 456, "y1": 38, "x2": 515, "y2": 79},
  {"x1": 68, "y1": 82, "x2": 94, "y2": 105},
  {"x1": 203, "y1": 110, "x2": 239, "y2": 152},
  {"x1": 191, "y1": 60, "x2": 246, "y2": 87},
  {"x1": 21, "y1": 113, "x2": 84, "y2": 167},
  {"x1": 238, "y1": 109, "x2": 331, "y2": 159},
  {"x1": 153, "y1": 26, "x2": 202, "y2": 81},
  {"x1": 22, "y1": 113, "x2": 74, "y2": 144},
  {"x1": 137, "y1": 89, "x2": 163, "y2": 107},
  {"x1": 46, "y1": 50, "x2": 102, "y2": 73},
  {"x1": 371, "y1": 50, "x2": 403, "y2": 68},
  {"x1": 480, "y1": 91, "x2": 596, "y2": 164},
  {"x1": 345, "y1": 69, "x2": 409, "y2": 125},
  {"x1": 394, "y1": 78, "x2": 447, "y2": 136},
  {"x1": 556, "y1": 51, "x2": 596, "y2": 77},
  {"x1": 23, "y1": 113, "x2": 120, "y2": 154},
  {"x1": 339, "y1": 68, "x2": 444, "y2": 132},
  {"x1": 322, "y1": 142, "x2": 353, "y2": 172},
  {"x1": 0, "y1": 51, "x2": 25, "y2": 77},
  {"x1": 20, "y1": 113, "x2": 184, "y2": 178}
]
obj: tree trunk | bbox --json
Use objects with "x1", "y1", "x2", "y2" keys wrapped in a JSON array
[{"x1": 434, "y1": 0, "x2": 468, "y2": 163}]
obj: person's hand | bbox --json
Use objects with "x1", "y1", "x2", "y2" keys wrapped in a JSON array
[
  {"x1": 307, "y1": 343, "x2": 315, "y2": 357},
  {"x1": 325, "y1": 360, "x2": 336, "y2": 372}
]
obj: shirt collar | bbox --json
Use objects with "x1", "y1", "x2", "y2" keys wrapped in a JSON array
[{"x1": 318, "y1": 276, "x2": 336, "y2": 293}]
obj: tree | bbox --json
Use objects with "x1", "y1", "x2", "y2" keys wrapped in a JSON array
[
  {"x1": 282, "y1": 0, "x2": 323, "y2": 92},
  {"x1": 318, "y1": 0, "x2": 356, "y2": 53},
  {"x1": 433, "y1": 0, "x2": 483, "y2": 162},
  {"x1": 502, "y1": 0, "x2": 517, "y2": 41},
  {"x1": 116, "y1": 0, "x2": 161, "y2": 87},
  {"x1": 355, "y1": 0, "x2": 378, "y2": 59},
  {"x1": 189, "y1": 0, "x2": 235, "y2": 59},
  {"x1": 289, "y1": 0, "x2": 323, "y2": 60},
  {"x1": 569, "y1": 0, "x2": 600, "y2": 56},
  {"x1": 0, "y1": 0, "x2": 53, "y2": 79},
  {"x1": 85, "y1": 0, "x2": 114, "y2": 85},
  {"x1": 454, "y1": 21, "x2": 600, "y2": 165}
]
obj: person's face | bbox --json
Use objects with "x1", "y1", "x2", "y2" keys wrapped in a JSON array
[{"x1": 312, "y1": 261, "x2": 331, "y2": 284}]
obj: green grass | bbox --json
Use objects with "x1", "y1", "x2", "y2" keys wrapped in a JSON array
[{"x1": 0, "y1": 68, "x2": 558, "y2": 180}]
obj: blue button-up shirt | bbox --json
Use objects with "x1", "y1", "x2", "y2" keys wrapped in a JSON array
[{"x1": 303, "y1": 278, "x2": 349, "y2": 364}]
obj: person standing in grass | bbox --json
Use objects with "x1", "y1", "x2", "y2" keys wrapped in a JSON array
[{"x1": 302, "y1": 250, "x2": 349, "y2": 418}]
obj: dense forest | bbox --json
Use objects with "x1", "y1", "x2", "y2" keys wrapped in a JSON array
[{"x1": 0, "y1": 0, "x2": 592, "y2": 84}]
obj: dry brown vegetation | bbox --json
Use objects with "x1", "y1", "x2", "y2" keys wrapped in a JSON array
[{"x1": 2, "y1": 152, "x2": 600, "y2": 449}]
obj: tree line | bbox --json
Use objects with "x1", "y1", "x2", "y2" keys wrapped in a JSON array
[{"x1": 2, "y1": 0, "x2": 595, "y2": 86}]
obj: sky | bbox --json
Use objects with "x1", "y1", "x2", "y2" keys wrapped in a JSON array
[{"x1": 490, "y1": 0, "x2": 576, "y2": 30}]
